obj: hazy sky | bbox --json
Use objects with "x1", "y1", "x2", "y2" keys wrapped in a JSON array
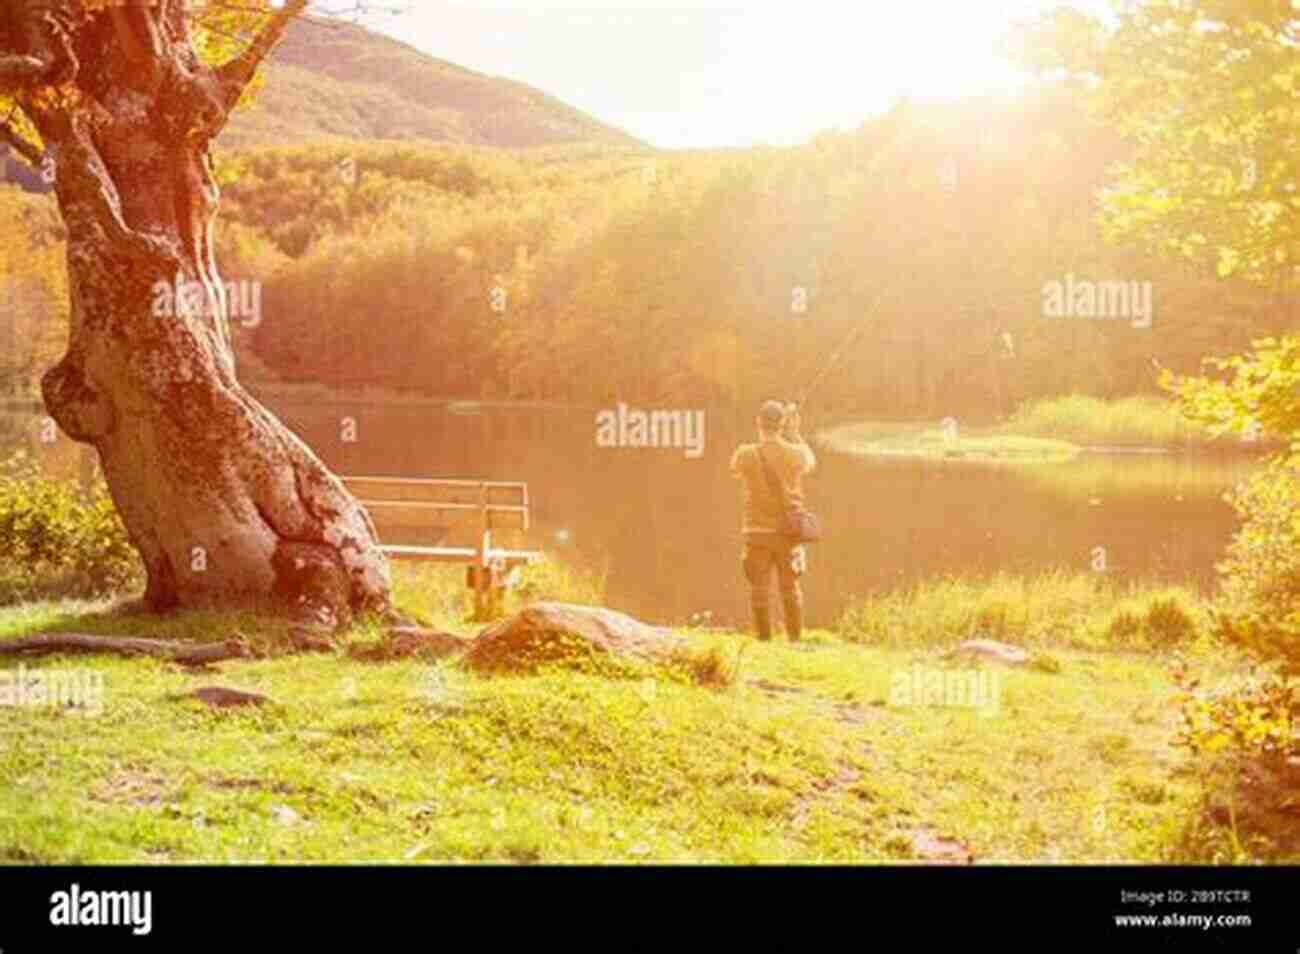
[{"x1": 365, "y1": 1, "x2": 1113, "y2": 149}]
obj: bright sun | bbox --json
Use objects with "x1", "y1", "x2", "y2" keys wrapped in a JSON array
[{"x1": 389, "y1": 0, "x2": 1115, "y2": 148}]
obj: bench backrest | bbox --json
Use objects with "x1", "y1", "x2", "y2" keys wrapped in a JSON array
[{"x1": 342, "y1": 477, "x2": 530, "y2": 551}]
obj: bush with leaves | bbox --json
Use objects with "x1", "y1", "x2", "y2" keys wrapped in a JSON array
[
  {"x1": 1172, "y1": 658, "x2": 1297, "y2": 765},
  {"x1": 1104, "y1": 595, "x2": 1199, "y2": 649},
  {"x1": 0, "y1": 451, "x2": 142, "y2": 603},
  {"x1": 1162, "y1": 335, "x2": 1300, "y2": 671},
  {"x1": 1205, "y1": 461, "x2": 1300, "y2": 674}
]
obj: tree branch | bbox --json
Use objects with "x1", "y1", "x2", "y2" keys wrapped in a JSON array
[
  {"x1": 214, "y1": 0, "x2": 309, "y2": 112},
  {"x1": 107, "y1": 3, "x2": 166, "y2": 68},
  {"x1": 50, "y1": 111, "x2": 168, "y2": 257}
]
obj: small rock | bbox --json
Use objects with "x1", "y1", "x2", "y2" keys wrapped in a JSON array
[
  {"x1": 910, "y1": 828, "x2": 974, "y2": 864},
  {"x1": 179, "y1": 687, "x2": 271, "y2": 708},
  {"x1": 271, "y1": 804, "x2": 301, "y2": 826},
  {"x1": 349, "y1": 628, "x2": 470, "y2": 662},
  {"x1": 749, "y1": 678, "x2": 804, "y2": 695},
  {"x1": 945, "y1": 639, "x2": 1030, "y2": 666}
]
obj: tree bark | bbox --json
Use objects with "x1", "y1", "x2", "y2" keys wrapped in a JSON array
[{"x1": 4, "y1": 2, "x2": 392, "y2": 625}]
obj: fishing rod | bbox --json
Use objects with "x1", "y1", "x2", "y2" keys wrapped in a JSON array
[
  {"x1": 787, "y1": 293, "x2": 888, "y2": 418},
  {"x1": 787, "y1": 139, "x2": 1002, "y2": 424}
]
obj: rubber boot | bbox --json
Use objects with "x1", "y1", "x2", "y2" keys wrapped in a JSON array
[
  {"x1": 752, "y1": 605, "x2": 772, "y2": 642},
  {"x1": 783, "y1": 594, "x2": 803, "y2": 643}
]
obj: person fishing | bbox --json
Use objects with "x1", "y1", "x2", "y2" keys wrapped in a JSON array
[{"x1": 730, "y1": 400, "x2": 816, "y2": 642}]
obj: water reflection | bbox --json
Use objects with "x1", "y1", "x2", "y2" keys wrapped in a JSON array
[{"x1": 1, "y1": 400, "x2": 1262, "y2": 627}]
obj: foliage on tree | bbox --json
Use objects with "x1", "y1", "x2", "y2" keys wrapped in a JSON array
[
  {"x1": 196, "y1": 89, "x2": 1290, "y2": 418},
  {"x1": 1018, "y1": 1, "x2": 1300, "y2": 714}
]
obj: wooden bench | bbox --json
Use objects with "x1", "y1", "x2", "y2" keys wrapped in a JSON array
[{"x1": 341, "y1": 476, "x2": 544, "y2": 618}]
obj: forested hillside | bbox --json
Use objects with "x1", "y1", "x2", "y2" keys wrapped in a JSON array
[
  {"x1": 2, "y1": 82, "x2": 1293, "y2": 417},
  {"x1": 212, "y1": 87, "x2": 1295, "y2": 417},
  {"x1": 0, "y1": 17, "x2": 640, "y2": 185},
  {"x1": 218, "y1": 19, "x2": 642, "y2": 150}
]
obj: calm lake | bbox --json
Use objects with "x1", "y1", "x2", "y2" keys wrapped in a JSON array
[{"x1": 2, "y1": 397, "x2": 1263, "y2": 627}]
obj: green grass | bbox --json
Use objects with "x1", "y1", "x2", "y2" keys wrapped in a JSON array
[
  {"x1": 1003, "y1": 395, "x2": 1218, "y2": 449},
  {"x1": 391, "y1": 557, "x2": 607, "y2": 632},
  {"x1": 838, "y1": 571, "x2": 1211, "y2": 653},
  {"x1": 0, "y1": 618, "x2": 1206, "y2": 863},
  {"x1": 0, "y1": 564, "x2": 1281, "y2": 863}
]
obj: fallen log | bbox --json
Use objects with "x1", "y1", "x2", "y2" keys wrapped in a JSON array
[
  {"x1": 0, "y1": 634, "x2": 245, "y2": 666},
  {"x1": 172, "y1": 687, "x2": 272, "y2": 708}
]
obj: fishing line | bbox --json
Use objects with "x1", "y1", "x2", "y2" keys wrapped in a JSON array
[
  {"x1": 791, "y1": 135, "x2": 1004, "y2": 421},
  {"x1": 789, "y1": 292, "x2": 888, "y2": 415}
]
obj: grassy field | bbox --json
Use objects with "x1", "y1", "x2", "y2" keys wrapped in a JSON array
[{"x1": 0, "y1": 565, "x2": 1275, "y2": 864}]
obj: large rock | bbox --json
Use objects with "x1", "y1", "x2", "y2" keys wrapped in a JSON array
[{"x1": 465, "y1": 603, "x2": 684, "y2": 673}]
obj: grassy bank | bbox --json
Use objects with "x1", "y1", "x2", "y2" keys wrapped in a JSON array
[
  {"x1": 817, "y1": 395, "x2": 1271, "y2": 461},
  {"x1": 1003, "y1": 395, "x2": 1228, "y2": 449},
  {"x1": 839, "y1": 571, "x2": 1209, "y2": 653},
  {"x1": 0, "y1": 564, "x2": 1282, "y2": 863}
]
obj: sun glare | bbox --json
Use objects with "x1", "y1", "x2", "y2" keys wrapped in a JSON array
[{"x1": 388, "y1": 0, "x2": 1112, "y2": 147}]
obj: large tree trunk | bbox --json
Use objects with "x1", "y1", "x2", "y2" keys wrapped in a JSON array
[{"x1": 8, "y1": 2, "x2": 391, "y2": 625}]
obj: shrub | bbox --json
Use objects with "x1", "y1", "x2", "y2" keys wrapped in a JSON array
[
  {"x1": 1172, "y1": 662, "x2": 1296, "y2": 764},
  {"x1": 666, "y1": 644, "x2": 734, "y2": 689},
  {"x1": 0, "y1": 451, "x2": 142, "y2": 603},
  {"x1": 1103, "y1": 596, "x2": 1199, "y2": 649},
  {"x1": 1211, "y1": 461, "x2": 1300, "y2": 674},
  {"x1": 1144, "y1": 596, "x2": 1197, "y2": 647},
  {"x1": 1105, "y1": 609, "x2": 1143, "y2": 645}
]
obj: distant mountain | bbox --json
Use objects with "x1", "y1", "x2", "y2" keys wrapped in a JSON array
[
  {"x1": 218, "y1": 19, "x2": 644, "y2": 151},
  {"x1": 0, "y1": 18, "x2": 643, "y2": 187}
]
